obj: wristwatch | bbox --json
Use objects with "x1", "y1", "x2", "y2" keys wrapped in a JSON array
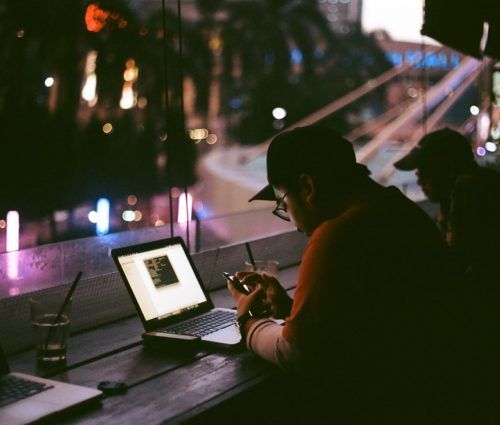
[{"x1": 236, "y1": 310, "x2": 255, "y2": 329}]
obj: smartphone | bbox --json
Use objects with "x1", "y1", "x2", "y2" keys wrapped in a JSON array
[{"x1": 222, "y1": 272, "x2": 252, "y2": 295}]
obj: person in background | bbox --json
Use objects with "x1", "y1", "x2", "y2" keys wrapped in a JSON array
[
  {"x1": 226, "y1": 125, "x2": 486, "y2": 424},
  {"x1": 394, "y1": 128, "x2": 500, "y2": 282}
]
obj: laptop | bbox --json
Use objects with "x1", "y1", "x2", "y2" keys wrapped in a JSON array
[
  {"x1": 0, "y1": 345, "x2": 102, "y2": 425},
  {"x1": 112, "y1": 237, "x2": 241, "y2": 347}
]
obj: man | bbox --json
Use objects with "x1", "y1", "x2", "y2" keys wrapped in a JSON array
[
  {"x1": 227, "y1": 125, "x2": 494, "y2": 424},
  {"x1": 394, "y1": 128, "x2": 500, "y2": 281}
]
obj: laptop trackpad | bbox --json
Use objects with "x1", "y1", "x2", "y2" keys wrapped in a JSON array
[{"x1": 203, "y1": 325, "x2": 241, "y2": 347}]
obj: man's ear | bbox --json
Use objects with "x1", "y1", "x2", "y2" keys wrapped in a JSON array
[{"x1": 298, "y1": 174, "x2": 317, "y2": 204}]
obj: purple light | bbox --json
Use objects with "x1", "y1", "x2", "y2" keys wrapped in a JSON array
[
  {"x1": 476, "y1": 146, "x2": 486, "y2": 157},
  {"x1": 7, "y1": 251, "x2": 20, "y2": 280}
]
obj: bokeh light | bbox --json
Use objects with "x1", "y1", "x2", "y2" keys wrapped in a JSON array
[
  {"x1": 103, "y1": 123, "x2": 113, "y2": 134},
  {"x1": 470, "y1": 105, "x2": 480, "y2": 116},
  {"x1": 272, "y1": 107, "x2": 287, "y2": 120}
]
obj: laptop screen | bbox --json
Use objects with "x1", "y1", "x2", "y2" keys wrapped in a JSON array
[{"x1": 116, "y1": 242, "x2": 208, "y2": 321}]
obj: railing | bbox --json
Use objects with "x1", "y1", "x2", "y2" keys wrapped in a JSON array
[{"x1": 0, "y1": 230, "x2": 308, "y2": 355}]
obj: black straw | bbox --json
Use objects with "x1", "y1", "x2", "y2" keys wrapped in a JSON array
[
  {"x1": 44, "y1": 271, "x2": 83, "y2": 349},
  {"x1": 245, "y1": 242, "x2": 256, "y2": 268}
]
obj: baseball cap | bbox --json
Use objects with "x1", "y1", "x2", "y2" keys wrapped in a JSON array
[
  {"x1": 393, "y1": 128, "x2": 474, "y2": 171},
  {"x1": 249, "y1": 125, "x2": 369, "y2": 202}
]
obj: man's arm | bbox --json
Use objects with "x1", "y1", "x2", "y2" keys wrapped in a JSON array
[{"x1": 244, "y1": 318, "x2": 302, "y2": 372}]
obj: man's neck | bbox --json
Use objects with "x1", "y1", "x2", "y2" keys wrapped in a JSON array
[{"x1": 321, "y1": 179, "x2": 380, "y2": 219}]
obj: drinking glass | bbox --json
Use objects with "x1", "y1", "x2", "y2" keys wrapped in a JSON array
[
  {"x1": 244, "y1": 260, "x2": 279, "y2": 277},
  {"x1": 30, "y1": 297, "x2": 71, "y2": 363}
]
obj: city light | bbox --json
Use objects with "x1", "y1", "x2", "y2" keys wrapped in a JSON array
[
  {"x1": 178, "y1": 193, "x2": 193, "y2": 223},
  {"x1": 82, "y1": 74, "x2": 97, "y2": 103},
  {"x1": 120, "y1": 59, "x2": 138, "y2": 109},
  {"x1": 476, "y1": 146, "x2": 486, "y2": 157},
  {"x1": 290, "y1": 49, "x2": 303, "y2": 65},
  {"x1": 82, "y1": 51, "x2": 98, "y2": 106},
  {"x1": 407, "y1": 87, "x2": 418, "y2": 98},
  {"x1": 272, "y1": 107, "x2": 287, "y2": 120},
  {"x1": 123, "y1": 59, "x2": 139, "y2": 82},
  {"x1": 478, "y1": 113, "x2": 491, "y2": 141},
  {"x1": 88, "y1": 211, "x2": 98, "y2": 224},
  {"x1": 103, "y1": 123, "x2": 113, "y2": 134},
  {"x1": 96, "y1": 198, "x2": 110, "y2": 236},
  {"x1": 122, "y1": 210, "x2": 135, "y2": 222},
  {"x1": 85, "y1": 3, "x2": 128, "y2": 33},
  {"x1": 44, "y1": 77, "x2": 54, "y2": 88},
  {"x1": 6, "y1": 211, "x2": 20, "y2": 252},
  {"x1": 206, "y1": 134, "x2": 218, "y2": 144},
  {"x1": 0, "y1": 220, "x2": 5, "y2": 229},
  {"x1": 189, "y1": 128, "x2": 209, "y2": 140},
  {"x1": 470, "y1": 105, "x2": 480, "y2": 116},
  {"x1": 85, "y1": 3, "x2": 109, "y2": 32},
  {"x1": 485, "y1": 142, "x2": 497, "y2": 153},
  {"x1": 120, "y1": 84, "x2": 135, "y2": 109},
  {"x1": 53, "y1": 210, "x2": 69, "y2": 222},
  {"x1": 127, "y1": 195, "x2": 138, "y2": 206},
  {"x1": 16, "y1": 30, "x2": 25, "y2": 38},
  {"x1": 134, "y1": 211, "x2": 142, "y2": 221}
]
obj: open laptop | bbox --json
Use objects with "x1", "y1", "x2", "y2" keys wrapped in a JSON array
[
  {"x1": 0, "y1": 345, "x2": 102, "y2": 425},
  {"x1": 112, "y1": 237, "x2": 241, "y2": 347}
]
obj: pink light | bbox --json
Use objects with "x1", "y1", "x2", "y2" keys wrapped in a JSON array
[
  {"x1": 178, "y1": 193, "x2": 193, "y2": 224},
  {"x1": 9, "y1": 287, "x2": 20, "y2": 296},
  {"x1": 7, "y1": 251, "x2": 20, "y2": 280},
  {"x1": 6, "y1": 211, "x2": 19, "y2": 252}
]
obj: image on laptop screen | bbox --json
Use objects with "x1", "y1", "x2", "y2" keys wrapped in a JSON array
[{"x1": 117, "y1": 242, "x2": 208, "y2": 321}]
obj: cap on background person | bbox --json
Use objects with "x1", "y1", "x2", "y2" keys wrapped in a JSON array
[
  {"x1": 393, "y1": 128, "x2": 475, "y2": 171},
  {"x1": 249, "y1": 125, "x2": 369, "y2": 202}
]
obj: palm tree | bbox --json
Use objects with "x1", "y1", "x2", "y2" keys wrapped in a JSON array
[{"x1": 195, "y1": 0, "x2": 390, "y2": 144}]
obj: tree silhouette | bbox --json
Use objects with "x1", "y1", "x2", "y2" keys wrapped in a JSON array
[
  {"x1": 195, "y1": 0, "x2": 390, "y2": 144},
  {"x1": 0, "y1": 0, "x2": 208, "y2": 221}
]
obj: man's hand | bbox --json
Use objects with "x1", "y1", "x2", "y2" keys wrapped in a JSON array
[
  {"x1": 236, "y1": 272, "x2": 293, "y2": 319},
  {"x1": 226, "y1": 276, "x2": 265, "y2": 317}
]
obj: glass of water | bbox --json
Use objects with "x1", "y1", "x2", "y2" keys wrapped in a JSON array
[
  {"x1": 244, "y1": 260, "x2": 279, "y2": 277},
  {"x1": 30, "y1": 297, "x2": 71, "y2": 363}
]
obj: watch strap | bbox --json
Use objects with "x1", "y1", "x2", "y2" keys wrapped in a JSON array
[{"x1": 237, "y1": 310, "x2": 254, "y2": 328}]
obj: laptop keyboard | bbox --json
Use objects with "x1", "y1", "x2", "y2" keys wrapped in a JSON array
[
  {"x1": 163, "y1": 310, "x2": 237, "y2": 337},
  {"x1": 0, "y1": 375, "x2": 53, "y2": 408}
]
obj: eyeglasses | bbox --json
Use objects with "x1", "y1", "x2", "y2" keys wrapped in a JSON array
[{"x1": 272, "y1": 192, "x2": 290, "y2": 222}]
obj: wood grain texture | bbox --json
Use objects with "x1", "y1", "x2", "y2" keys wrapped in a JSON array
[{"x1": 7, "y1": 265, "x2": 299, "y2": 424}]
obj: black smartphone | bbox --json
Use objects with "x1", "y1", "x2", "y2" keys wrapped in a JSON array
[{"x1": 222, "y1": 272, "x2": 252, "y2": 295}]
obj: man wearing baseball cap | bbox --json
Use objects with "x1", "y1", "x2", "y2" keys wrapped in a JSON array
[
  {"x1": 226, "y1": 125, "x2": 471, "y2": 423},
  {"x1": 394, "y1": 128, "x2": 500, "y2": 280}
]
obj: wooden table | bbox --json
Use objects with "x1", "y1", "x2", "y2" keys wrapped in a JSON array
[{"x1": 8, "y1": 267, "x2": 299, "y2": 424}]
